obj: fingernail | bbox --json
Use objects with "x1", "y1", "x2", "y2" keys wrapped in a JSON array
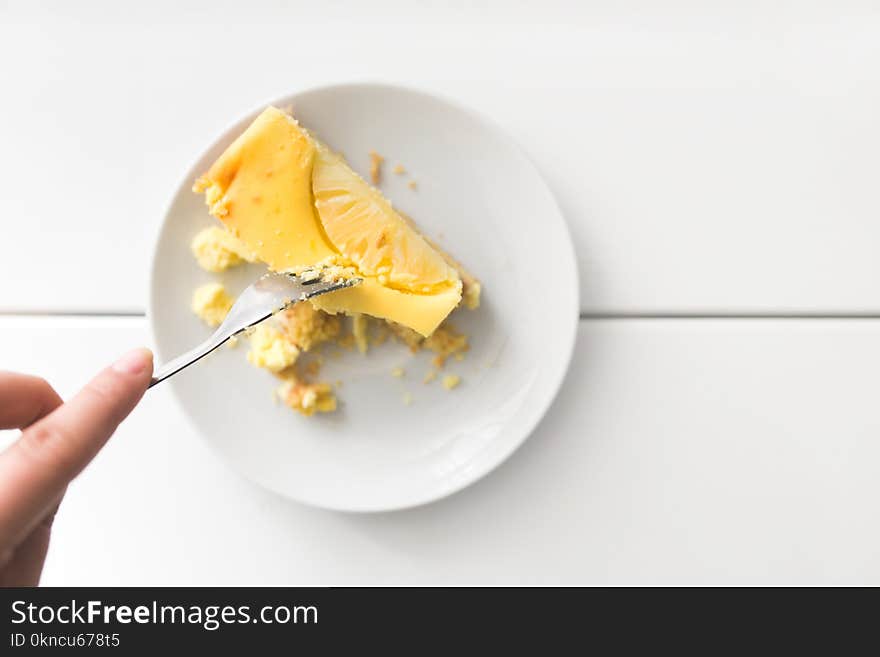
[{"x1": 112, "y1": 348, "x2": 153, "y2": 375}]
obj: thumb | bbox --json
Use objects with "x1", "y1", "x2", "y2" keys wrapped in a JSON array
[{"x1": 0, "y1": 348, "x2": 153, "y2": 546}]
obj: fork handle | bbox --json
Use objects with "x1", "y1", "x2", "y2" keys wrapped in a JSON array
[{"x1": 148, "y1": 330, "x2": 230, "y2": 388}]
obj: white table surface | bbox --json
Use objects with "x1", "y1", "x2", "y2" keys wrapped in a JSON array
[{"x1": 3, "y1": 0, "x2": 880, "y2": 585}]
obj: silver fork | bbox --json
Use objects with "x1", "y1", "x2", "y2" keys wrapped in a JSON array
[{"x1": 149, "y1": 272, "x2": 360, "y2": 388}]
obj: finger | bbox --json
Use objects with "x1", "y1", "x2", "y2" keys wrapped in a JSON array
[
  {"x1": 0, "y1": 348, "x2": 153, "y2": 550},
  {"x1": 0, "y1": 498, "x2": 61, "y2": 587},
  {"x1": 0, "y1": 372, "x2": 63, "y2": 429}
]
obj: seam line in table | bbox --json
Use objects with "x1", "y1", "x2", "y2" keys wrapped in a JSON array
[
  {"x1": 5, "y1": 311, "x2": 880, "y2": 320},
  {"x1": 0, "y1": 311, "x2": 146, "y2": 317},
  {"x1": 579, "y1": 312, "x2": 880, "y2": 320}
]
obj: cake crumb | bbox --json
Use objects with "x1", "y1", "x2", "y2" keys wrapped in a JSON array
[
  {"x1": 387, "y1": 321, "x2": 469, "y2": 366},
  {"x1": 227, "y1": 335, "x2": 239, "y2": 349},
  {"x1": 371, "y1": 322, "x2": 390, "y2": 347},
  {"x1": 407, "y1": 180, "x2": 417, "y2": 190},
  {"x1": 277, "y1": 378, "x2": 337, "y2": 416},
  {"x1": 246, "y1": 324, "x2": 299, "y2": 373},
  {"x1": 192, "y1": 283, "x2": 234, "y2": 327},
  {"x1": 277, "y1": 302, "x2": 341, "y2": 351},
  {"x1": 442, "y1": 374, "x2": 461, "y2": 390},
  {"x1": 423, "y1": 369, "x2": 437, "y2": 384},
  {"x1": 391, "y1": 367, "x2": 405, "y2": 378},
  {"x1": 392, "y1": 164, "x2": 406, "y2": 175},
  {"x1": 402, "y1": 391, "x2": 413, "y2": 406},
  {"x1": 191, "y1": 226, "x2": 256, "y2": 273},
  {"x1": 369, "y1": 151, "x2": 384, "y2": 185},
  {"x1": 352, "y1": 314, "x2": 370, "y2": 354},
  {"x1": 462, "y1": 279, "x2": 482, "y2": 310},
  {"x1": 424, "y1": 324, "x2": 469, "y2": 367}
]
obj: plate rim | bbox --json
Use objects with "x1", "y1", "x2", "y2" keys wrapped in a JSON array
[{"x1": 147, "y1": 80, "x2": 580, "y2": 512}]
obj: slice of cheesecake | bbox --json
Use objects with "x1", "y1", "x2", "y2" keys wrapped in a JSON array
[
  {"x1": 193, "y1": 106, "x2": 462, "y2": 337},
  {"x1": 190, "y1": 106, "x2": 479, "y2": 415}
]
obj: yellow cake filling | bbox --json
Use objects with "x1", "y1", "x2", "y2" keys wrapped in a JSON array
[{"x1": 193, "y1": 108, "x2": 335, "y2": 270}]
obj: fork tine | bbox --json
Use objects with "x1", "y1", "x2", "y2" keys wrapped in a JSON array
[{"x1": 301, "y1": 276, "x2": 361, "y2": 300}]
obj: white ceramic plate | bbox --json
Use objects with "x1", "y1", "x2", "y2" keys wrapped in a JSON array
[{"x1": 149, "y1": 83, "x2": 578, "y2": 512}]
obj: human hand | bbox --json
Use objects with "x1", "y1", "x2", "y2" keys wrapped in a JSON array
[{"x1": 0, "y1": 348, "x2": 153, "y2": 586}]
